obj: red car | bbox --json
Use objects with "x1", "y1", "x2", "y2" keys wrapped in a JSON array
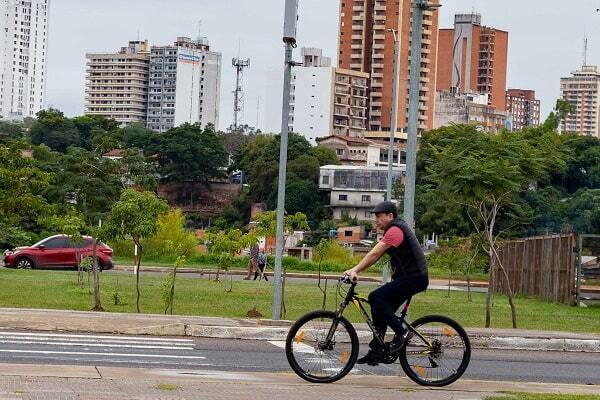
[{"x1": 2, "y1": 235, "x2": 113, "y2": 270}]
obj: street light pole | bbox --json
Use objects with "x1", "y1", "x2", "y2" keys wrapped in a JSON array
[
  {"x1": 386, "y1": 29, "x2": 400, "y2": 201},
  {"x1": 404, "y1": 0, "x2": 440, "y2": 231},
  {"x1": 273, "y1": 0, "x2": 299, "y2": 320}
]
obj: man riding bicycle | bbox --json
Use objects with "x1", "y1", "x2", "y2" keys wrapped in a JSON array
[{"x1": 344, "y1": 201, "x2": 428, "y2": 366}]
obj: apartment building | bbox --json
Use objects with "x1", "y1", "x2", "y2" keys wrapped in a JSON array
[
  {"x1": 506, "y1": 89, "x2": 540, "y2": 131},
  {"x1": 560, "y1": 65, "x2": 600, "y2": 137},
  {"x1": 435, "y1": 90, "x2": 508, "y2": 133}
]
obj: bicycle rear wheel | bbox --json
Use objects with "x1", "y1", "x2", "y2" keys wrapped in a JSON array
[
  {"x1": 285, "y1": 310, "x2": 359, "y2": 383},
  {"x1": 399, "y1": 315, "x2": 471, "y2": 387}
]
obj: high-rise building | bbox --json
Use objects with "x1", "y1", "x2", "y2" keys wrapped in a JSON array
[
  {"x1": 288, "y1": 48, "x2": 368, "y2": 144},
  {"x1": 0, "y1": 0, "x2": 50, "y2": 120},
  {"x1": 435, "y1": 90, "x2": 508, "y2": 133},
  {"x1": 338, "y1": 0, "x2": 440, "y2": 132},
  {"x1": 437, "y1": 13, "x2": 508, "y2": 111},
  {"x1": 560, "y1": 65, "x2": 600, "y2": 137},
  {"x1": 147, "y1": 37, "x2": 221, "y2": 132},
  {"x1": 506, "y1": 89, "x2": 540, "y2": 131},
  {"x1": 85, "y1": 41, "x2": 150, "y2": 126}
]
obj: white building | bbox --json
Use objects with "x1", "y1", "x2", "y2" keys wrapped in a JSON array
[
  {"x1": 288, "y1": 48, "x2": 368, "y2": 145},
  {"x1": 0, "y1": 0, "x2": 49, "y2": 120},
  {"x1": 85, "y1": 41, "x2": 150, "y2": 126},
  {"x1": 560, "y1": 65, "x2": 600, "y2": 137},
  {"x1": 147, "y1": 37, "x2": 221, "y2": 132},
  {"x1": 319, "y1": 165, "x2": 405, "y2": 222}
]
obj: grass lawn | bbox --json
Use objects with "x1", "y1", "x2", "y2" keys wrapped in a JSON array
[
  {"x1": 0, "y1": 268, "x2": 598, "y2": 333},
  {"x1": 112, "y1": 255, "x2": 491, "y2": 281},
  {"x1": 485, "y1": 393, "x2": 600, "y2": 400}
]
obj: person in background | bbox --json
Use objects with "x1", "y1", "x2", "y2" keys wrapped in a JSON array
[
  {"x1": 254, "y1": 247, "x2": 268, "y2": 281},
  {"x1": 244, "y1": 243, "x2": 260, "y2": 280}
]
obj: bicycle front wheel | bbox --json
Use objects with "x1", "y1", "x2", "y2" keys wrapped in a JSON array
[
  {"x1": 399, "y1": 315, "x2": 471, "y2": 387},
  {"x1": 285, "y1": 310, "x2": 359, "y2": 383}
]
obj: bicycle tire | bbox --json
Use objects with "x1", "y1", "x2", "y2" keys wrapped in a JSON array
[
  {"x1": 285, "y1": 310, "x2": 359, "y2": 383},
  {"x1": 399, "y1": 315, "x2": 471, "y2": 387}
]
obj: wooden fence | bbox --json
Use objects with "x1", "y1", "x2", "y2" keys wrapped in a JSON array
[{"x1": 490, "y1": 234, "x2": 576, "y2": 304}]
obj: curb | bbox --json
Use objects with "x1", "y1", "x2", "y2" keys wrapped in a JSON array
[{"x1": 125, "y1": 324, "x2": 600, "y2": 352}]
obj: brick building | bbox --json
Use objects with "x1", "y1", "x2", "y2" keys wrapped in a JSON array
[{"x1": 506, "y1": 89, "x2": 540, "y2": 131}]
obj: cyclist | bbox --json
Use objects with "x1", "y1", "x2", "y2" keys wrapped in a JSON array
[{"x1": 344, "y1": 201, "x2": 428, "y2": 366}]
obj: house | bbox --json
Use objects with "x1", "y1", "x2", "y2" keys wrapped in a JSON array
[{"x1": 317, "y1": 135, "x2": 406, "y2": 167}]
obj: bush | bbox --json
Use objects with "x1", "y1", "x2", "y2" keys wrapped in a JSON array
[
  {"x1": 426, "y1": 237, "x2": 488, "y2": 277},
  {"x1": 108, "y1": 209, "x2": 198, "y2": 259},
  {"x1": 314, "y1": 239, "x2": 361, "y2": 266}
]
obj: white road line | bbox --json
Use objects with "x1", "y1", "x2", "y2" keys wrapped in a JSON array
[
  {"x1": 0, "y1": 349, "x2": 206, "y2": 359},
  {"x1": 0, "y1": 335, "x2": 193, "y2": 346},
  {"x1": 0, "y1": 339, "x2": 194, "y2": 350},
  {"x1": 0, "y1": 331, "x2": 192, "y2": 342},
  {"x1": 268, "y1": 340, "x2": 316, "y2": 354}
]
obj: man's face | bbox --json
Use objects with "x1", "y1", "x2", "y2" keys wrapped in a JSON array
[{"x1": 374, "y1": 212, "x2": 394, "y2": 231}]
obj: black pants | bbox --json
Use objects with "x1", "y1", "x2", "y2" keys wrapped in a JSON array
[
  {"x1": 368, "y1": 274, "x2": 429, "y2": 350},
  {"x1": 253, "y1": 263, "x2": 267, "y2": 281}
]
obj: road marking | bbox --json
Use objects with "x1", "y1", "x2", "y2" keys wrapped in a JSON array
[
  {"x1": 0, "y1": 349, "x2": 206, "y2": 360},
  {"x1": 0, "y1": 331, "x2": 193, "y2": 343},
  {"x1": 0, "y1": 339, "x2": 194, "y2": 350}
]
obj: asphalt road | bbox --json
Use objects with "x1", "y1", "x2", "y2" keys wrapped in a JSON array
[{"x1": 0, "y1": 330, "x2": 597, "y2": 385}]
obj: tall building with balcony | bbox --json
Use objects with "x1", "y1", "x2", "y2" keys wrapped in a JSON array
[
  {"x1": 437, "y1": 13, "x2": 509, "y2": 111},
  {"x1": 147, "y1": 37, "x2": 221, "y2": 132},
  {"x1": 288, "y1": 48, "x2": 368, "y2": 144},
  {"x1": 506, "y1": 89, "x2": 540, "y2": 131},
  {"x1": 560, "y1": 65, "x2": 600, "y2": 137},
  {"x1": 0, "y1": 0, "x2": 50, "y2": 120},
  {"x1": 85, "y1": 41, "x2": 150, "y2": 126},
  {"x1": 338, "y1": 0, "x2": 440, "y2": 132},
  {"x1": 319, "y1": 164, "x2": 405, "y2": 222}
]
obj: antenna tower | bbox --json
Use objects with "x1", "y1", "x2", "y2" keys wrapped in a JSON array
[{"x1": 232, "y1": 57, "x2": 250, "y2": 131}]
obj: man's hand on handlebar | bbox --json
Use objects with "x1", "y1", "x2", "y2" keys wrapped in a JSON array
[{"x1": 343, "y1": 268, "x2": 359, "y2": 283}]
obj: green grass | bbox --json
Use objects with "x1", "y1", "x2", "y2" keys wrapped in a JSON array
[
  {"x1": 111, "y1": 255, "x2": 490, "y2": 281},
  {"x1": 485, "y1": 393, "x2": 600, "y2": 400},
  {"x1": 0, "y1": 268, "x2": 598, "y2": 333},
  {"x1": 154, "y1": 384, "x2": 180, "y2": 391}
]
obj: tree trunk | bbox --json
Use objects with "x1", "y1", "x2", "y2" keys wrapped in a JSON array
[
  {"x1": 91, "y1": 238, "x2": 104, "y2": 311},
  {"x1": 134, "y1": 237, "x2": 142, "y2": 313},
  {"x1": 491, "y1": 245, "x2": 518, "y2": 329}
]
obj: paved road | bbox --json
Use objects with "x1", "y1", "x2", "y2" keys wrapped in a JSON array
[{"x1": 0, "y1": 330, "x2": 597, "y2": 385}]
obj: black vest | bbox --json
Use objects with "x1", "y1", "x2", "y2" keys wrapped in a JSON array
[{"x1": 384, "y1": 218, "x2": 428, "y2": 279}]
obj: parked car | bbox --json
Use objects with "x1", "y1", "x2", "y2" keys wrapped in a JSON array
[{"x1": 2, "y1": 235, "x2": 113, "y2": 270}]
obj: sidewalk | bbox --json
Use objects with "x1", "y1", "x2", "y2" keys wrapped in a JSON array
[
  {"x1": 0, "y1": 307, "x2": 598, "y2": 353},
  {"x1": 113, "y1": 264, "x2": 600, "y2": 293},
  {"x1": 1, "y1": 363, "x2": 598, "y2": 400}
]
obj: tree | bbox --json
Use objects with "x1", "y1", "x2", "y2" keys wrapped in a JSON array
[
  {"x1": 0, "y1": 141, "x2": 54, "y2": 248},
  {"x1": 542, "y1": 99, "x2": 576, "y2": 132},
  {"x1": 119, "y1": 149, "x2": 158, "y2": 191},
  {"x1": 103, "y1": 189, "x2": 169, "y2": 312},
  {"x1": 253, "y1": 210, "x2": 310, "y2": 256},
  {"x1": 155, "y1": 123, "x2": 227, "y2": 206},
  {"x1": 38, "y1": 147, "x2": 123, "y2": 224},
  {"x1": 425, "y1": 125, "x2": 569, "y2": 328},
  {"x1": 30, "y1": 109, "x2": 80, "y2": 152},
  {"x1": 120, "y1": 122, "x2": 161, "y2": 153},
  {"x1": 0, "y1": 120, "x2": 24, "y2": 144},
  {"x1": 310, "y1": 146, "x2": 341, "y2": 166},
  {"x1": 71, "y1": 115, "x2": 120, "y2": 153}
]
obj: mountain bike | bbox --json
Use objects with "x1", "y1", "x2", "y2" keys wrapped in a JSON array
[{"x1": 285, "y1": 276, "x2": 471, "y2": 386}]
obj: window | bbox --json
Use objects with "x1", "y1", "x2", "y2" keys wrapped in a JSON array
[
  {"x1": 344, "y1": 230, "x2": 353, "y2": 237},
  {"x1": 42, "y1": 237, "x2": 69, "y2": 249},
  {"x1": 322, "y1": 175, "x2": 330, "y2": 185},
  {"x1": 362, "y1": 195, "x2": 371, "y2": 202},
  {"x1": 336, "y1": 148, "x2": 343, "y2": 156},
  {"x1": 339, "y1": 194, "x2": 348, "y2": 201}
]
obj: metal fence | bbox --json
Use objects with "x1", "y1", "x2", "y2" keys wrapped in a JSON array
[{"x1": 490, "y1": 234, "x2": 576, "y2": 304}]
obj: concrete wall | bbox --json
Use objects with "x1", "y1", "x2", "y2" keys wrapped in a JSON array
[
  {"x1": 434, "y1": 91, "x2": 469, "y2": 128},
  {"x1": 291, "y1": 67, "x2": 333, "y2": 144},
  {"x1": 175, "y1": 48, "x2": 203, "y2": 126}
]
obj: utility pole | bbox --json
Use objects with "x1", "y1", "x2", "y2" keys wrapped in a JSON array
[
  {"x1": 383, "y1": 29, "x2": 400, "y2": 285},
  {"x1": 273, "y1": 0, "x2": 299, "y2": 320},
  {"x1": 386, "y1": 29, "x2": 400, "y2": 201},
  {"x1": 403, "y1": 0, "x2": 441, "y2": 231}
]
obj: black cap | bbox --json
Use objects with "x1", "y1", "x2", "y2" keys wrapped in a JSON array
[{"x1": 371, "y1": 201, "x2": 397, "y2": 217}]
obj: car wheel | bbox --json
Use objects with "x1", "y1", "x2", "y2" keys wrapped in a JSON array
[{"x1": 15, "y1": 257, "x2": 35, "y2": 269}]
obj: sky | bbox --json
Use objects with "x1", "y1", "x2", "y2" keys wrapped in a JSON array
[{"x1": 46, "y1": 0, "x2": 600, "y2": 132}]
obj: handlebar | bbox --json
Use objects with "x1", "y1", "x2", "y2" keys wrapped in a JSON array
[{"x1": 339, "y1": 274, "x2": 357, "y2": 285}]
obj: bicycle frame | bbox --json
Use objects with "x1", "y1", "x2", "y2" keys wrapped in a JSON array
[{"x1": 325, "y1": 282, "x2": 433, "y2": 350}]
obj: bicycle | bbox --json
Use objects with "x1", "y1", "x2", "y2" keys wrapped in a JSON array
[{"x1": 285, "y1": 276, "x2": 471, "y2": 386}]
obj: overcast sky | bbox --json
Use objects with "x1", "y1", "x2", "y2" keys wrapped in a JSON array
[{"x1": 46, "y1": 0, "x2": 600, "y2": 132}]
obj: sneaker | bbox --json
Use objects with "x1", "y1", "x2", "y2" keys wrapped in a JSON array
[
  {"x1": 386, "y1": 334, "x2": 406, "y2": 355},
  {"x1": 356, "y1": 348, "x2": 384, "y2": 366}
]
